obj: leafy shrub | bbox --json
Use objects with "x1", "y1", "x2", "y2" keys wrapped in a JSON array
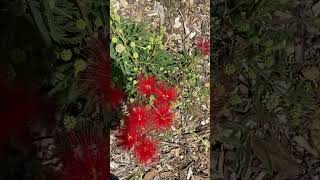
[{"x1": 110, "y1": 3, "x2": 176, "y2": 97}]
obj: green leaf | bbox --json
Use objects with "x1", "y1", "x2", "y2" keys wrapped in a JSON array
[
  {"x1": 27, "y1": 0, "x2": 52, "y2": 46},
  {"x1": 41, "y1": 0, "x2": 83, "y2": 44},
  {"x1": 67, "y1": 82, "x2": 83, "y2": 104}
]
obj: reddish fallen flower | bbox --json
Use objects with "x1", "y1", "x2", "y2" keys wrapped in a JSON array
[
  {"x1": 137, "y1": 74, "x2": 157, "y2": 96},
  {"x1": 106, "y1": 86, "x2": 126, "y2": 109},
  {"x1": 126, "y1": 105, "x2": 150, "y2": 129},
  {"x1": 133, "y1": 137, "x2": 157, "y2": 164},
  {"x1": 151, "y1": 105, "x2": 174, "y2": 130},
  {"x1": 196, "y1": 38, "x2": 210, "y2": 56},
  {"x1": 57, "y1": 129, "x2": 109, "y2": 180},
  {"x1": 116, "y1": 126, "x2": 139, "y2": 150},
  {"x1": 154, "y1": 82, "x2": 176, "y2": 106}
]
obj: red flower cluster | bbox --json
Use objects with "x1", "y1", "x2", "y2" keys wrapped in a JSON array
[
  {"x1": 137, "y1": 75, "x2": 156, "y2": 96},
  {"x1": 116, "y1": 74, "x2": 177, "y2": 164},
  {"x1": 196, "y1": 38, "x2": 210, "y2": 56},
  {"x1": 82, "y1": 35, "x2": 125, "y2": 110},
  {"x1": 57, "y1": 129, "x2": 109, "y2": 180}
]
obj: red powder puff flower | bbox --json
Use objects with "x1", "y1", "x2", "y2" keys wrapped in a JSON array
[
  {"x1": 81, "y1": 34, "x2": 125, "y2": 110},
  {"x1": 126, "y1": 105, "x2": 149, "y2": 129},
  {"x1": 137, "y1": 74, "x2": 157, "y2": 96},
  {"x1": 58, "y1": 129, "x2": 109, "y2": 180},
  {"x1": 106, "y1": 86, "x2": 125, "y2": 109},
  {"x1": 151, "y1": 105, "x2": 174, "y2": 130},
  {"x1": 116, "y1": 126, "x2": 139, "y2": 150},
  {"x1": 82, "y1": 35, "x2": 110, "y2": 97},
  {"x1": 59, "y1": 144, "x2": 108, "y2": 180},
  {"x1": 196, "y1": 38, "x2": 210, "y2": 56},
  {"x1": 154, "y1": 82, "x2": 176, "y2": 106},
  {"x1": 133, "y1": 137, "x2": 157, "y2": 164}
]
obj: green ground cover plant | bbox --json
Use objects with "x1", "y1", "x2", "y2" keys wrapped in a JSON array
[
  {"x1": 213, "y1": 0, "x2": 320, "y2": 179},
  {"x1": 110, "y1": 0, "x2": 209, "y2": 121}
]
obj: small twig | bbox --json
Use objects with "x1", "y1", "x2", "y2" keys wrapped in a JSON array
[
  {"x1": 226, "y1": 1, "x2": 246, "y2": 15},
  {"x1": 177, "y1": 9, "x2": 189, "y2": 50},
  {"x1": 160, "y1": 140, "x2": 186, "y2": 148},
  {"x1": 217, "y1": 145, "x2": 224, "y2": 178},
  {"x1": 271, "y1": 17, "x2": 320, "y2": 25},
  {"x1": 33, "y1": 136, "x2": 54, "y2": 142}
]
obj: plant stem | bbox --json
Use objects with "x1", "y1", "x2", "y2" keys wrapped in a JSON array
[{"x1": 75, "y1": 0, "x2": 93, "y2": 34}]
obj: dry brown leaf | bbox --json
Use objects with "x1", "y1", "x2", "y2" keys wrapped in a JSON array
[
  {"x1": 310, "y1": 109, "x2": 320, "y2": 130},
  {"x1": 154, "y1": 2, "x2": 165, "y2": 25},
  {"x1": 187, "y1": 167, "x2": 193, "y2": 180},
  {"x1": 311, "y1": 130, "x2": 320, "y2": 153},
  {"x1": 251, "y1": 136, "x2": 302, "y2": 178},
  {"x1": 143, "y1": 168, "x2": 158, "y2": 180},
  {"x1": 273, "y1": 11, "x2": 293, "y2": 19},
  {"x1": 173, "y1": 17, "x2": 182, "y2": 29},
  {"x1": 159, "y1": 171, "x2": 172, "y2": 177},
  {"x1": 119, "y1": 0, "x2": 128, "y2": 8},
  {"x1": 193, "y1": 175, "x2": 209, "y2": 180},
  {"x1": 170, "y1": 148, "x2": 180, "y2": 157},
  {"x1": 312, "y1": 1, "x2": 320, "y2": 16},
  {"x1": 293, "y1": 136, "x2": 319, "y2": 157},
  {"x1": 254, "y1": 171, "x2": 266, "y2": 180},
  {"x1": 302, "y1": 66, "x2": 319, "y2": 80}
]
